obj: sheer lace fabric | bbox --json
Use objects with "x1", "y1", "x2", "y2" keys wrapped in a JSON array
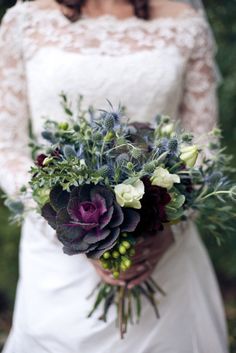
[
  {"x1": 0, "y1": 9, "x2": 31, "y2": 195},
  {"x1": 0, "y1": 1, "x2": 217, "y2": 196}
]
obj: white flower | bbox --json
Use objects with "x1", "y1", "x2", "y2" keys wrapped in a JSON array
[
  {"x1": 114, "y1": 179, "x2": 145, "y2": 209},
  {"x1": 161, "y1": 123, "x2": 174, "y2": 136},
  {"x1": 151, "y1": 167, "x2": 180, "y2": 190},
  {"x1": 180, "y1": 145, "x2": 199, "y2": 167}
]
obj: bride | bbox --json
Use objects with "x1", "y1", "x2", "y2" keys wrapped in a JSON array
[{"x1": 0, "y1": 0, "x2": 229, "y2": 352}]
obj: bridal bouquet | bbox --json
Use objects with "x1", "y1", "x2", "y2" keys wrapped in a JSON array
[{"x1": 6, "y1": 94, "x2": 235, "y2": 338}]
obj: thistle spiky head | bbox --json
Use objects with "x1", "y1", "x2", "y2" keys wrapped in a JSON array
[{"x1": 168, "y1": 138, "x2": 178, "y2": 153}]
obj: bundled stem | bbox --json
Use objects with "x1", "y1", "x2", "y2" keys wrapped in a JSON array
[{"x1": 88, "y1": 277, "x2": 165, "y2": 339}]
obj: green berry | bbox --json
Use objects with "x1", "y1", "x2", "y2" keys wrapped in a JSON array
[
  {"x1": 113, "y1": 271, "x2": 120, "y2": 279},
  {"x1": 59, "y1": 122, "x2": 69, "y2": 130},
  {"x1": 122, "y1": 241, "x2": 131, "y2": 249},
  {"x1": 101, "y1": 262, "x2": 109, "y2": 270},
  {"x1": 122, "y1": 233, "x2": 128, "y2": 238},
  {"x1": 120, "y1": 263, "x2": 127, "y2": 272},
  {"x1": 119, "y1": 245, "x2": 126, "y2": 255},
  {"x1": 112, "y1": 251, "x2": 120, "y2": 259},
  {"x1": 103, "y1": 252, "x2": 111, "y2": 259},
  {"x1": 123, "y1": 258, "x2": 132, "y2": 268}
]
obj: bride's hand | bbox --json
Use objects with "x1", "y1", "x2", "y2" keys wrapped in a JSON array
[{"x1": 90, "y1": 225, "x2": 174, "y2": 289}]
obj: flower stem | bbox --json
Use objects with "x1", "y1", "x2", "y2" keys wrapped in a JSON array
[{"x1": 199, "y1": 190, "x2": 232, "y2": 201}]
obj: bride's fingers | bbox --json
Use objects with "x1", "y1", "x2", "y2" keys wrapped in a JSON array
[
  {"x1": 127, "y1": 268, "x2": 153, "y2": 289},
  {"x1": 94, "y1": 267, "x2": 125, "y2": 286},
  {"x1": 131, "y1": 248, "x2": 164, "y2": 264}
]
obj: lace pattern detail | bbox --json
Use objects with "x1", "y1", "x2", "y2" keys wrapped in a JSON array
[
  {"x1": 0, "y1": 8, "x2": 31, "y2": 196},
  {"x1": 19, "y1": 4, "x2": 211, "y2": 59},
  {"x1": 0, "y1": 1, "x2": 218, "y2": 195}
]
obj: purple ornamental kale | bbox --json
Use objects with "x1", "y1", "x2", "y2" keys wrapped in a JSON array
[{"x1": 42, "y1": 185, "x2": 140, "y2": 259}]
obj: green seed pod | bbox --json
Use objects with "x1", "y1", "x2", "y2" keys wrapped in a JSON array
[
  {"x1": 112, "y1": 251, "x2": 120, "y2": 259},
  {"x1": 122, "y1": 241, "x2": 131, "y2": 250},
  {"x1": 119, "y1": 245, "x2": 126, "y2": 255},
  {"x1": 103, "y1": 252, "x2": 111, "y2": 260}
]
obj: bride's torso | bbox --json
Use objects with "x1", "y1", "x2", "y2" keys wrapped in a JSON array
[{"x1": 13, "y1": 0, "x2": 206, "y2": 134}]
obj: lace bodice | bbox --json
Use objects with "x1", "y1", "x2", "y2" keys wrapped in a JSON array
[{"x1": 0, "y1": 1, "x2": 218, "y2": 196}]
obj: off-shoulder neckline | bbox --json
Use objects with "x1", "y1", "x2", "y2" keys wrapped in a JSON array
[{"x1": 14, "y1": 1, "x2": 204, "y2": 26}]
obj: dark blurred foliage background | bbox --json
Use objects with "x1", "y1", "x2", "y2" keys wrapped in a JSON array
[{"x1": 0, "y1": 0, "x2": 235, "y2": 351}]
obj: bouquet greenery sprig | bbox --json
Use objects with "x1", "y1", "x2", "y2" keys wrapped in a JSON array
[{"x1": 6, "y1": 94, "x2": 236, "y2": 338}]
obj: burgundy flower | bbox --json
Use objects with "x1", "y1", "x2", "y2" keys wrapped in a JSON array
[
  {"x1": 35, "y1": 154, "x2": 47, "y2": 167},
  {"x1": 134, "y1": 176, "x2": 171, "y2": 235}
]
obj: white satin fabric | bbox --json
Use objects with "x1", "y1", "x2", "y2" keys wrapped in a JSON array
[{"x1": 0, "y1": 1, "x2": 228, "y2": 352}]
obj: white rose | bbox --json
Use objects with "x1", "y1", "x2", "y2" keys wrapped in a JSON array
[
  {"x1": 151, "y1": 167, "x2": 180, "y2": 190},
  {"x1": 114, "y1": 179, "x2": 145, "y2": 209}
]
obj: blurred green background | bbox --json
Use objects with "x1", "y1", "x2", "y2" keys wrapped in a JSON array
[{"x1": 0, "y1": 0, "x2": 235, "y2": 351}]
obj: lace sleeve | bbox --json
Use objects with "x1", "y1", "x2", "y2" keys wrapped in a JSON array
[
  {"x1": 0, "y1": 6, "x2": 32, "y2": 196},
  {"x1": 178, "y1": 16, "x2": 218, "y2": 135}
]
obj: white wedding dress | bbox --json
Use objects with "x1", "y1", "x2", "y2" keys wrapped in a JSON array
[{"x1": 0, "y1": 1, "x2": 229, "y2": 352}]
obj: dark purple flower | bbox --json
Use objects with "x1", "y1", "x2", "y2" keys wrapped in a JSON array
[
  {"x1": 134, "y1": 176, "x2": 171, "y2": 235},
  {"x1": 35, "y1": 154, "x2": 47, "y2": 167},
  {"x1": 42, "y1": 184, "x2": 140, "y2": 259}
]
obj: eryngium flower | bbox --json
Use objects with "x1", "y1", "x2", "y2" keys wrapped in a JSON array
[
  {"x1": 42, "y1": 185, "x2": 140, "y2": 259},
  {"x1": 134, "y1": 177, "x2": 171, "y2": 234}
]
